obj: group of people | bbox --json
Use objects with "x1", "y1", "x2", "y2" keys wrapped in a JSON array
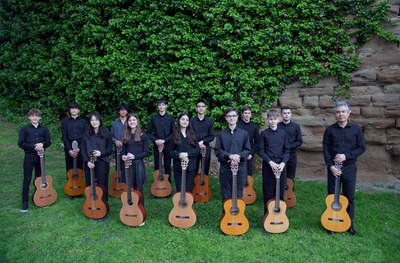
[{"x1": 18, "y1": 98, "x2": 365, "y2": 235}]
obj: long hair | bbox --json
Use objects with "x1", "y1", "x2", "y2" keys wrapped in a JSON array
[
  {"x1": 123, "y1": 113, "x2": 142, "y2": 143},
  {"x1": 174, "y1": 112, "x2": 196, "y2": 146},
  {"x1": 87, "y1": 112, "x2": 108, "y2": 138}
]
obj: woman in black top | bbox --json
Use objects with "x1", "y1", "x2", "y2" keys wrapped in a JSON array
[
  {"x1": 81, "y1": 112, "x2": 112, "y2": 200},
  {"x1": 171, "y1": 113, "x2": 200, "y2": 193},
  {"x1": 121, "y1": 113, "x2": 149, "y2": 206}
]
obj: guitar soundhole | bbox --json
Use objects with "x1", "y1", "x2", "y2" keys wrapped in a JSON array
[
  {"x1": 200, "y1": 181, "x2": 205, "y2": 186},
  {"x1": 41, "y1": 183, "x2": 48, "y2": 188},
  {"x1": 332, "y1": 203, "x2": 342, "y2": 211},
  {"x1": 128, "y1": 199, "x2": 134, "y2": 206},
  {"x1": 179, "y1": 201, "x2": 187, "y2": 208},
  {"x1": 230, "y1": 208, "x2": 239, "y2": 216},
  {"x1": 274, "y1": 207, "x2": 281, "y2": 213}
]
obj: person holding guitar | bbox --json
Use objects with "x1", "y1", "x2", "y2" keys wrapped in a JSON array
[
  {"x1": 111, "y1": 103, "x2": 129, "y2": 184},
  {"x1": 18, "y1": 108, "x2": 51, "y2": 212},
  {"x1": 215, "y1": 107, "x2": 251, "y2": 208},
  {"x1": 147, "y1": 99, "x2": 175, "y2": 184},
  {"x1": 171, "y1": 113, "x2": 200, "y2": 194},
  {"x1": 322, "y1": 100, "x2": 365, "y2": 235},
  {"x1": 61, "y1": 102, "x2": 88, "y2": 198},
  {"x1": 259, "y1": 109, "x2": 290, "y2": 215},
  {"x1": 81, "y1": 112, "x2": 112, "y2": 203}
]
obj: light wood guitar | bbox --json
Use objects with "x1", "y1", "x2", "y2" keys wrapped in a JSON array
[
  {"x1": 321, "y1": 162, "x2": 351, "y2": 232},
  {"x1": 151, "y1": 144, "x2": 172, "y2": 197},
  {"x1": 284, "y1": 178, "x2": 296, "y2": 208},
  {"x1": 109, "y1": 147, "x2": 127, "y2": 197},
  {"x1": 33, "y1": 150, "x2": 57, "y2": 207},
  {"x1": 220, "y1": 163, "x2": 249, "y2": 235},
  {"x1": 64, "y1": 140, "x2": 85, "y2": 197},
  {"x1": 192, "y1": 147, "x2": 212, "y2": 202},
  {"x1": 120, "y1": 159, "x2": 147, "y2": 226},
  {"x1": 169, "y1": 160, "x2": 197, "y2": 228},
  {"x1": 242, "y1": 173, "x2": 256, "y2": 205},
  {"x1": 263, "y1": 169, "x2": 289, "y2": 233}
]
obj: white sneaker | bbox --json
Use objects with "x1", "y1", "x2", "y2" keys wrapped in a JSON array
[{"x1": 139, "y1": 221, "x2": 145, "y2": 227}]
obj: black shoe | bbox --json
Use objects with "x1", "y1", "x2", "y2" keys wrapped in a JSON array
[
  {"x1": 20, "y1": 202, "x2": 28, "y2": 212},
  {"x1": 326, "y1": 230, "x2": 333, "y2": 235},
  {"x1": 67, "y1": 195, "x2": 74, "y2": 200},
  {"x1": 348, "y1": 225, "x2": 357, "y2": 236}
]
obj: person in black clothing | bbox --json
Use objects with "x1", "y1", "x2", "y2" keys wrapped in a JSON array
[
  {"x1": 237, "y1": 106, "x2": 260, "y2": 178},
  {"x1": 111, "y1": 103, "x2": 129, "y2": 182},
  {"x1": 121, "y1": 113, "x2": 149, "y2": 208},
  {"x1": 278, "y1": 106, "x2": 302, "y2": 183},
  {"x1": 18, "y1": 109, "x2": 51, "y2": 212},
  {"x1": 259, "y1": 109, "x2": 290, "y2": 214},
  {"x1": 147, "y1": 99, "x2": 175, "y2": 182},
  {"x1": 81, "y1": 112, "x2": 112, "y2": 201},
  {"x1": 190, "y1": 99, "x2": 214, "y2": 175},
  {"x1": 171, "y1": 113, "x2": 200, "y2": 193},
  {"x1": 61, "y1": 102, "x2": 88, "y2": 197},
  {"x1": 323, "y1": 100, "x2": 365, "y2": 236},
  {"x1": 215, "y1": 107, "x2": 251, "y2": 204}
]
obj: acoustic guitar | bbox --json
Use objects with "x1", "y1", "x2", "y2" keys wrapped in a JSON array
[
  {"x1": 192, "y1": 147, "x2": 212, "y2": 202},
  {"x1": 263, "y1": 169, "x2": 289, "y2": 234},
  {"x1": 169, "y1": 160, "x2": 197, "y2": 228},
  {"x1": 242, "y1": 162, "x2": 256, "y2": 204},
  {"x1": 120, "y1": 159, "x2": 147, "y2": 226},
  {"x1": 220, "y1": 163, "x2": 249, "y2": 235},
  {"x1": 64, "y1": 140, "x2": 85, "y2": 197},
  {"x1": 82, "y1": 155, "x2": 109, "y2": 220},
  {"x1": 151, "y1": 145, "x2": 172, "y2": 197},
  {"x1": 109, "y1": 147, "x2": 127, "y2": 197},
  {"x1": 284, "y1": 178, "x2": 296, "y2": 208},
  {"x1": 33, "y1": 150, "x2": 58, "y2": 207},
  {"x1": 321, "y1": 162, "x2": 351, "y2": 232}
]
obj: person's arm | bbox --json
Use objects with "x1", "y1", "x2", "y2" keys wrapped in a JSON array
[
  {"x1": 134, "y1": 134, "x2": 150, "y2": 159},
  {"x1": 202, "y1": 120, "x2": 214, "y2": 144},
  {"x1": 60, "y1": 119, "x2": 71, "y2": 151},
  {"x1": 147, "y1": 116, "x2": 157, "y2": 143},
  {"x1": 292, "y1": 124, "x2": 303, "y2": 150},
  {"x1": 258, "y1": 131, "x2": 271, "y2": 163},
  {"x1": 239, "y1": 132, "x2": 251, "y2": 161},
  {"x1": 322, "y1": 127, "x2": 334, "y2": 168},
  {"x1": 43, "y1": 127, "x2": 51, "y2": 149},
  {"x1": 215, "y1": 133, "x2": 230, "y2": 163},
  {"x1": 18, "y1": 127, "x2": 34, "y2": 151},
  {"x1": 345, "y1": 126, "x2": 366, "y2": 161}
]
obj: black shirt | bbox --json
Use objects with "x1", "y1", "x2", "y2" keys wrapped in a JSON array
[
  {"x1": 122, "y1": 133, "x2": 150, "y2": 160},
  {"x1": 190, "y1": 115, "x2": 214, "y2": 145},
  {"x1": 278, "y1": 121, "x2": 303, "y2": 153},
  {"x1": 322, "y1": 121, "x2": 365, "y2": 168},
  {"x1": 259, "y1": 127, "x2": 290, "y2": 164},
  {"x1": 61, "y1": 116, "x2": 88, "y2": 151},
  {"x1": 18, "y1": 124, "x2": 51, "y2": 153},
  {"x1": 81, "y1": 129, "x2": 112, "y2": 163},
  {"x1": 237, "y1": 120, "x2": 260, "y2": 156},
  {"x1": 171, "y1": 134, "x2": 200, "y2": 171},
  {"x1": 147, "y1": 113, "x2": 175, "y2": 144}
]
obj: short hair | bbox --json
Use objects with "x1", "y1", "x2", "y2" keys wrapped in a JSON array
[
  {"x1": 28, "y1": 108, "x2": 41, "y2": 117},
  {"x1": 196, "y1": 99, "x2": 206, "y2": 106},
  {"x1": 117, "y1": 103, "x2": 129, "y2": 112},
  {"x1": 157, "y1": 99, "x2": 167, "y2": 106},
  {"x1": 69, "y1": 102, "x2": 81, "y2": 110},
  {"x1": 267, "y1": 109, "x2": 280, "y2": 118},
  {"x1": 242, "y1": 106, "x2": 252, "y2": 113},
  {"x1": 224, "y1": 107, "x2": 238, "y2": 117},
  {"x1": 333, "y1": 100, "x2": 351, "y2": 113},
  {"x1": 281, "y1": 106, "x2": 291, "y2": 112}
]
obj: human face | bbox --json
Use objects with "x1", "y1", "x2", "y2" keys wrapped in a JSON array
[
  {"x1": 90, "y1": 115, "x2": 100, "y2": 130},
  {"x1": 119, "y1": 109, "x2": 128, "y2": 118},
  {"x1": 70, "y1": 108, "x2": 80, "y2": 118},
  {"x1": 268, "y1": 116, "x2": 279, "y2": 130},
  {"x1": 242, "y1": 110, "x2": 252, "y2": 123},
  {"x1": 158, "y1": 103, "x2": 167, "y2": 114},
  {"x1": 128, "y1": 116, "x2": 138, "y2": 130},
  {"x1": 281, "y1": 109, "x2": 291, "y2": 123},
  {"x1": 225, "y1": 111, "x2": 238, "y2": 126},
  {"x1": 28, "y1": 114, "x2": 41, "y2": 126},
  {"x1": 196, "y1": 102, "x2": 206, "y2": 115},
  {"x1": 179, "y1": 115, "x2": 190, "y2": 129},
  {"x1": 335, "y1": 105, "x2": 350, "y2": 125}
]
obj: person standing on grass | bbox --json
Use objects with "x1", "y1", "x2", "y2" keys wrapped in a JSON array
[
  {"x1": 215, "y1": 107, "x2": 251, "y2": 205},
  {"x1": 18, "y1": 108, "x2": 51, "y2": 212},
  {"x1": 322, "y1": 100, "x2": 365, "y2": 236},
  {"x1": 259, "y1": 109, "x2": 290, "y2": 214},
  {"x1": 111, "y1": 103, "x2": 129, "y2": 182}
]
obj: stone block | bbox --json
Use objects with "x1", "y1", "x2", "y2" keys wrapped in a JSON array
[
  {"x1": 351, "y1": 106, "x2": 361, "y2": 116},
  {"x1": 351, "y1": 117, "x2": 396, "y2": 129},
  {"x1": 303, "y1": 96, "x2": 319, "y2": 108},
  {"x1": 392, "y1": 145, "x2": 400, "y2": 156},
  {"x1": 348, "y1": 95, "x2": 372, "y2": 106},
  {"x1": 385, "y1": 107, "x2": 400, "y2": 118},
  {"x1": 298, "y1": 87, "x2": 333, "y2": 96},
  {"x1": 361, "y1": 107, "x2": 385, "y2": 118},
  {"x1": 364, "y1": 128, "x2": 387, "y2": 145},
  {"x1": 294, "y1": 108, "x2": 313, "y2": 116},
  {"x1": 387, "y1": 128, "x2": 400, "y2": 144},
  {"x1": 278, "y1": 96, "x2": 302, "y2": 109},
  {"x1": 319, "y1": 95, "x2": 335, "y2": 108},
  {"x1": 285, "y1": 81, "x2": 304, "y2": 88},
  {"x1": 350, "y1": 85, "x2": 381, "y2": 96},
  {"x1": 300, "y1": 136, "x2": 323, "y2": 151},
  {"x1": 350, "y1": 69, "x2": 377, "y2": 85},
  {"x1": 396, "y1": 118, "x2": 400, "y2": 128},
  {"x1": 384, "y1": 84, "x2": 400, "y2": 94},
  {"x1": 378, "y1": 66, "x2": 400, "y2": 84},
  {"x1": 310, "y1": 127, "x2": 326, "y2": 137},
  {"x1": 296, "y1": 116, "x2": 325, "y2": 127},
  {"x1": 372, "y1": 94, "x2": 400, "y2": 107}
]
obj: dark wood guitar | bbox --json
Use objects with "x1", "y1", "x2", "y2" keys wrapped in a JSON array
[
  {"x1": 64, "y1": 140, "x2": 85, "y2": 197},
  {"x1": 284, "y1": 178, "x2": 297, "y2": 208},
  {"x1": 169, "y1": 160, "x2": 197, "y2": 228},
  {"x1": 33, "y1": 150, "x2": 58, "y2": 207},
  {"x1": 263, "y1": 169, "x2": 289, "y2": 233},
  {"x1": 151, "y1": 145, "x2": 172, "y2": 197},
  {"x1": 192, "y1": 148, "x2": 212, "y2": 202},
  {"x1": 242, "y1": 164, "x2": 256, "y2": 205},
  {"x1": 120, "y1": 159, "x2": 147, "y2": 226},
  {"x1": 82, "y1": 155, "x2": 109, "y2": 220},
  {"x1": 109, "y1": 147, "x2": 127, "y2": 198},
  {"x1": 321, "y1": 162, "x2": 351, "y2": 232},
  {"x1": 220, "y1": 163, "x2": 249, "y2": 235}
]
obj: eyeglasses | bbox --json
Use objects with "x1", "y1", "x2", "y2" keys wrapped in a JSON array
[{"x1": 226, "y1": 115, "x2": 238, "y2": 118}]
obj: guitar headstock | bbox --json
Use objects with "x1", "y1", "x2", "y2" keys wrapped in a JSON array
[
  {"x1": 72, "y1": 140, "x2": 79, "y2": 151},
  {"x1": 124, "y1": 159, "x2": 131, "y2": 168},
  {"x1": 37, "y1": 149, "x2": 44, "y2": 158},
  {"x1": 117, "y1": 146, "x2": 122, "y2": 154},
  {"x1": 181, "y1": 159, "x2": 189, "y2": 170},
  {"x1": 158, "y1": 144, "x2": 164, "y2": 152},
  {"x1": 334, "y1": 161, "x2": 343, "y2": 171},
  {"x1": 273, "y1": 169, "x2": 281, "y2": 179},
  {"x1": 90, "y1": 154, "x2": 97, "y2": 163},
  {"x1": 200, "y1": 147, "x2": 206, "y2": 157},
  {"x1": 230, "y1": 163, "x2": 239, "y2": 175}
]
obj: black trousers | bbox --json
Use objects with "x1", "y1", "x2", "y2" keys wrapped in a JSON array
[
  {"x1": 262, "y1": 164, "x2": 287, "y2": 213},
  {"x1": 84, "y1": 160, "x2": 110, "y2": 200},
  {"x1": 64, "y1": 150, "x2": 84, "y2": 173},
  {"x1": 286, "y1": 153, "x2": 297, "y2": 180},
  {"x1": 195, "y1": 145, "x2": 212, "y2": 175},
  {"x1": 153, "y1": 143, "x2": 172, "y2": 181},
  {"x1": 327, "y1": 163, "x2": 357, "y2": 222},
  {"x1": 219, "y1": 164, "x2": 245, "y2": 203},
  {"x1": 173, "y1": 169, "x2": 195, "y2": 194},
  {"x1": 113, "y1": 147, "x2": 126, "y2": 183},
  {"x1": 22, "y1": 153, "x2": 41, "y2": 203}
]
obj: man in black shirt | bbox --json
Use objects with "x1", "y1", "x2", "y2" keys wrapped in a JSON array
[
  {"x1": 18, "y1": 109, "x2": 51, "y2": 212},
  {"x1": 323, "y1": 100, "x2": 365, "y2": 235},
  {"x1": 215, "y1": 107, "x2": 251, "y2": 204}
]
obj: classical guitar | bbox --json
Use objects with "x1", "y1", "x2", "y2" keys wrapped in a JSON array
[
  {"x1": 33, "y1": 150, "x2": 58, "y2": 207},
  {"x1": 284, "y1": 178, "x2": 297, "y2": 208},
  {"x1": 109, "y1": 147, "x2": 127, "y2": 198},
  {"x1": 220, "y1": 163, "x2": 249, "y2": 235},
  {"x1": 120, "y1": 159, "x2": 147, "y2": 226},
  {"x1": 64, "y1": 140, "x2": 85, "y2": 197},
  {"x1": 321, "y1": 162, "x2": 351, "y2": 232},
  {"x1": 242, "y1": 161, "x2": 256, "y2": 205},
  {"x1": 263, "y1": 169, "x2": 289, "y2": 233},
  {"x1": 169, "y1": 159, "x2": 197, "y2": 228},
  {"x1": 151, "y1": 144, "x2": 172, "y2": 197},
  {"x1": 82, "y1": 155, "x2": 109, "y2": 220},
  {"x1": 192, "y1": 147, "x2": 212, "y2": 202}
]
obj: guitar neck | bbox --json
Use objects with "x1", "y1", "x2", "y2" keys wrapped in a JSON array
[
  {"x1": 116, "y1": 151, "x2": 121, "y2": 181},
  {"x1": 90, "y1": 167, "x2": 96, "y2": 198},
  {"x1": 275, "y1": 174, "x2": 280, "y2": 210},
  {"x1": 39, "y1": 154, "x2": 46, "y2": 185},
  {"x1": 231, "y1": 167, "x2": 238, "y2": 211},
  {"x1": 200, "y1": 152, "x2": 206, "y2": 181},
  {"x1": 180, "y1": 169, "x2": 187, "y2": 202},
  {"x1": 159, "y1": 150, "x2": 164, "y2": 177},
  {"x1": 125, "y1": 163, "x2": 132, "y2": 201}
]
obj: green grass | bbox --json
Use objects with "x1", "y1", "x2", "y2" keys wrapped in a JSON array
[{"x1": 0, "y1": 119, "x2": 399, "y2": 263}]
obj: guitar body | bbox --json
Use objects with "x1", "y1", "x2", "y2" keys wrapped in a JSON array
[
  {"x1": 169, "y1": 192, "x2": 196, "y2": 228},
  {"x1": 33, "y1": 176, "x2": 58, "y2": 207},
  {"x1": 82, "y1": 185, "x2": 109, "y2": 219},
  {"x1": 321, "y1": 194, "x2": 351, "y2": 232},
  {"x1": 64, "y1": 168, "x2": 85, "y2": 196},
  {"x1": 192, "y1": 174, "x2": 211, "y2": 202},
  {"x1": 120, "y1": 190, "x2": 147, "y2": 226},
  {"x1": 242, "y1": 176, "x2": 256, "y2": 205},
  {"x1": 109, "y1": 170, "x2": 127, "y2": 198},
  {"x1": 284, "y1": 178, "x2": 296, "y2": 208},
  {"x1": 151, "y1": 170, "x2": 172, "y2": 198},
  {"x1": 263, "y1": 200, "x2": 289, "y2": 233},
  {"x1": 220, "y1": 198, "x2": 249, "y2": 235}
]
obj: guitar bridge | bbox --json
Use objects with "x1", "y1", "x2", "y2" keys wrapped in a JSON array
[{"x1": 328, "y1": 217, "x2": 344, "y2": 222}]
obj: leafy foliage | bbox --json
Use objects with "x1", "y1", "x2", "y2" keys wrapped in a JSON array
[{"x1": 0, "y1": 0, "x2": 398, "y2": 127}]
